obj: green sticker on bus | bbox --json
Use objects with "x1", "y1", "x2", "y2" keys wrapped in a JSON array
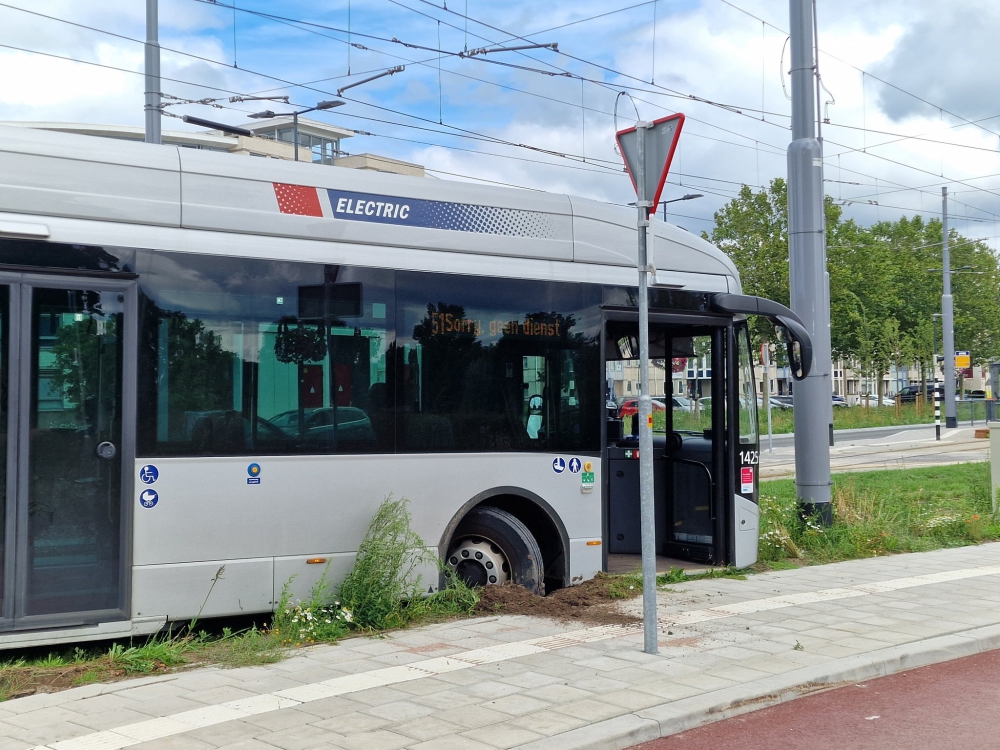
[{"x1": 581, "y1": 471, "x2": 595, "y2": 485}]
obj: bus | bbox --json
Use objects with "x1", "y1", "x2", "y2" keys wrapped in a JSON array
[{"x1": 0, "y1": 124, "x2": 810, "y2": 648}]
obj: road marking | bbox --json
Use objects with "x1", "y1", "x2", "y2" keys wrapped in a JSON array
[{"x1": 32, "y1": 562, "x2": 1000, "y2": 750}]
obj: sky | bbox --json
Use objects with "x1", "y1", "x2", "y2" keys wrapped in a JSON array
[{"x1": 1, "y1": 0, "x2": 998, "y2": 245}]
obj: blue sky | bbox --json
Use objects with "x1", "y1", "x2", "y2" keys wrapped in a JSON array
[{"x1": 2, "y1": 0, "x2": 1000, "y2": 242}]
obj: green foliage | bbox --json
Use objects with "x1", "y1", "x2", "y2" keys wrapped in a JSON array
[
  {"x1": 106, "y1": 637, "x2": 188, "y2": 674},
  {"x1": 337, "y1": 496, "x2": 435, "y2": 631},
  {"x1": 705, "y1": 181, "x2": 1000, "y2": 389},
  {"x1": 760, "y1": 463, "x2": 998, "y2": 564},
  {"x1": 272, "y1": 568, "x2": 353, "y2": 646}
]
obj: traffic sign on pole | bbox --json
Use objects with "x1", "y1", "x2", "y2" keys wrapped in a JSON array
[
  {"x1": 616, "y1": 113, "x2": 685, "y2": 218},
  {"x1": 615, "y1": 113, "x2": 686, "y2": 655}
]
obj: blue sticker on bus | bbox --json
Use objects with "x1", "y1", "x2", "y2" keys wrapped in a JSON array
[
  {"x1": 568, "y1": 458, "x2": 582, "y2": 474},
  {"x1": 247, "y1": 463, "x2": 261, "y2": 477},
  {"x1": 139, "y1": 489, "x2": 158, "y2": 508},
  {"x1": 139, "y1": 465, "x2": 158, "y2": 484},
  {"x1": 552, "y1": 457, "x2": 566, "y2": 474}
]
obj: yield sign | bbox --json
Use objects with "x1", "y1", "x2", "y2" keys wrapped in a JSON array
[{"x1": 616, "y1": 113, "x2": 685, "y2": 217}]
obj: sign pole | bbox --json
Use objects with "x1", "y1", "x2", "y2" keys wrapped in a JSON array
[
  {"x1": 635, "y1": 122, "x2": 658, "y2": 655},
  {"x1": 615, "y1": 112, "x2": 683, "y2": 656},
  {"x1": 762, "y1": 344, "x2": 773, "y2": 452}
]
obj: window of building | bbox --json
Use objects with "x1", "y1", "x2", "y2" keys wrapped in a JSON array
[{"x1": 266, "y1": 128, "x2": 340, "y2": 165}]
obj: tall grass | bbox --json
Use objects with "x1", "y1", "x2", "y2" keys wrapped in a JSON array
[{"x1": 759, "y1": 462, "x2": 1000, "y2": 565}]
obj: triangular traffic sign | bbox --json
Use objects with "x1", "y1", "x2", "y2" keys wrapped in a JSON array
[{"x1": 616, "y1": 113, "x2": 685, "y2": 217}]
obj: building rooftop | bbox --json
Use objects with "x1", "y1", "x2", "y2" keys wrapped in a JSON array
[{"x1": 0, "y1": 119, "x2": 423, "y2": 176}]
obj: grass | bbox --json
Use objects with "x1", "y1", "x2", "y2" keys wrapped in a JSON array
[
  {"x1": 634, "y1": 400, "x2": 991, "y2": 436},
  {"x1": 758, "y1": 462, "x2": 999, "y2": 565}
]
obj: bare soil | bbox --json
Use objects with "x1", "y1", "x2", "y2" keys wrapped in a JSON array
[{"x1": 473, "y1": 574, "x2": 641, "y2": 626}]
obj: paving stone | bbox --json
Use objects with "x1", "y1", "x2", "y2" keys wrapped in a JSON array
[
  {"x1": 334, "y1": 729, "x2": 412, "y2": 750},
  {"x1": 254, "y1": 724, "x2": 342, "y2": 750},
  {"x1": 434, "y1": 705, "x2": 509, "y2": 729},
  {"x1": 391, "y1": 715, "x2": 465, "y2": 742},
  {"x1": 459, "y1": 724, "x2": 545, "y2": 749},
  {"x1": 479, "y1": 694, "x2": 551, "y2": 716},
  {"x1": 134, "y1": 736, "x2": 217, "y2": 750},
  {"x1": 310, "y1": 711, "x2": 392, "y2": 735},
  {"x1": 362, "y1": 700, "x2": 439, "y2": 722},
  {"x1": 406, "y1": 734, "x2": 496, "y2": 750}
]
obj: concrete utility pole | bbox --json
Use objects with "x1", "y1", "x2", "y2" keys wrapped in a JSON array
[
  {"x1": 942, "y1": 187, "x2": 957, "y2": 428},
  {"x1": 788, "y1": 0, "x2": 832, "y2": 517},
  {"x1": 144, "y1": 0, "x2": 162, "y2": 145}
]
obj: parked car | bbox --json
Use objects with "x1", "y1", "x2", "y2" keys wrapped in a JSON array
[
  {"x1": 616, "y1": 398, "x2": 667, "y2": 419},
  {"x1": 771, "y1": 395, "x2": 794, "y2": 408},
  {"x1": 897, "y1": 384, "x2": 934, "y2": 403},
  {"x1": 671, "y1": 396, "x2": 693, "y2": 410},
  {"x1": 757, "y1": 397, "x2": 792, "y2": 410},
  {"x1": 855, "y1": 394, "x2": 895, "y2": 407},
  {"x1": 832, "y1": 395, "x2": 849, "y2": 408}
]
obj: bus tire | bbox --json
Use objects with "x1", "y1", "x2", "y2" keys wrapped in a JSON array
[{"x1": 447, "y1": 506, "x2": 545, "y2": 595}]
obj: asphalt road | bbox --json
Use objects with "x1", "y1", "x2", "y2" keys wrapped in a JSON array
[{"x1": 631, "y1": 648, "x2": 1000, "y2": 750}]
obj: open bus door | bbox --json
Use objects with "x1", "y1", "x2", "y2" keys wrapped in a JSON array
[{"x1": 602, "y1": 296, "x2": 811, "y2": 570}]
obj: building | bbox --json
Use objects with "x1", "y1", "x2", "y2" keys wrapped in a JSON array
[{"x1": 0, "y1": 118, "x2": 424, "y2": 176}]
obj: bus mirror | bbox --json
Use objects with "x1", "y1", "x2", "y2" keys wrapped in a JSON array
[{"x1": 775, "y1": 322, "x2": 809, "y2": 381}]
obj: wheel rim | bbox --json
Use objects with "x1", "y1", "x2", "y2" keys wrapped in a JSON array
[{"x1": 446, "y1": 536, "x2": 511, "y2": 587}]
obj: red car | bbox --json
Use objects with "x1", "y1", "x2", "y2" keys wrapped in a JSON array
[{"x1": 616, "y1": 398, "x2": 667, "y2": 419}]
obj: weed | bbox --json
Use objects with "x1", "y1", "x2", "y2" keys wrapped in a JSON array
[
  {"x1": 656, "y1": 567, "x2": 688, "y2": 585},
  {"x1": 33, "y1": 653, "x2": 69, "y2": 668},
  {"x1": 337, "y1": 496, "x2": 434, "y2": 631},
  {"x1": 605, "y1": 571, "x2": 642, "y2": 598},
  {"x1": 72, "y1": 669, "x2": 103, "y2": 686},
  {"x1": 793, "y1": 641, "x2": 804, "y2": 651}
]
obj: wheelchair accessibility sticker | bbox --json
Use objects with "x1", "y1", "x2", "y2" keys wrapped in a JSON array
[{"x1": 139, "y1": 465, "x2": 158, "y2": 484}]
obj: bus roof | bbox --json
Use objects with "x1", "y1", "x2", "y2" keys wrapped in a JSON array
[{"x1": 0, "y1": 124, "x2": 739, "y2": 289}]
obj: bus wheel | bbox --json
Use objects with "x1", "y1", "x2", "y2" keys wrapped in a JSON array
[{"x1": 447, "y1": 507, "x2": 545, "y2": 595}]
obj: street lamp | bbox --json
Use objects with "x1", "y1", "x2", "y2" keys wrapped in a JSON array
[
  {"x1": 249, "y1": 100, "x2": 345, "y2": 162},
  {"x1": 661, "y1": 193, "x2": 703, "y2": 221}
]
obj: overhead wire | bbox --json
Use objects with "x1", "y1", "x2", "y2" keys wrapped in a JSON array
[{"x1": 3, "y1": 1, "x2": 999, "y2": 231}]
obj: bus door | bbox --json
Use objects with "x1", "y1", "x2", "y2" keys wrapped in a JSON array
[
  {"x1": 0, "y1": 276, "x2": 134, "y2": 631},
  {"x1": 603, "y1": 320, "x2": 728, "y2": 566}
]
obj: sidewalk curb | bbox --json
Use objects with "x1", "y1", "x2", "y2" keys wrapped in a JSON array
[{"x1": 511, "y1": 623, "x2": 1000, "y2": 750}]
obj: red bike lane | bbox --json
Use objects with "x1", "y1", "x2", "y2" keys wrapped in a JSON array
[{"x1": 631, "y1": 648, "x2": 1000, "y2": 750}]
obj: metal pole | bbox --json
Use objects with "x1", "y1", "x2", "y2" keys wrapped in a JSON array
[
  {"x1": 293, "y1": 111, "x2": 300, "y2": 162},
  {"x1": 942, "y1": 187, "x2": 957, "y2": 428},
  {"x1": 764, "y1": 345, "x2": 773, "y2": 452},
  {"x1": 788, "y1": 0, "x2": 832, "y2": 519},
  {"x1": 934, "y1": 316, "x2": 941, "y2": 441},
  {"x1": 636, "y1": 122, "x2": 658, "y2": 655},
  {"x1": 144, "y1": 0, "x2": 161, "y2": 144}
]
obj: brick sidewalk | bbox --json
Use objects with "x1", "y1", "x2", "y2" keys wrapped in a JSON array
[{"x1": 7, "y1": 543, "x2": 1000, "y2": 750}]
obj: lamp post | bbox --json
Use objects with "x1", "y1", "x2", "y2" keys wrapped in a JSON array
[
  {"x1": 249, "y1": 100, "x2": 345, "y2": 161},
  {"x1": 661, "y1": 193, "x2": 704, "y2": 221}
]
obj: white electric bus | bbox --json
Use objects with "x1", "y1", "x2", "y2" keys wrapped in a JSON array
[{"x1": 0, "y1": 124, "x2": 810, "y2": 648}]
